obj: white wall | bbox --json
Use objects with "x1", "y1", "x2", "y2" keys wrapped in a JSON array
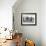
[
  {"x1": 41, "y1": 0, "x2": 46, "y2": 46},
  {"x1": 0, "y1": 0, "x2": 16, "y2": 30},
  {"x1": 13, "y1": 0, "x2": 41, "y2": 46}
]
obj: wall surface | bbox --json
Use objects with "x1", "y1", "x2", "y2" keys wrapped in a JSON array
[
  {"x1": 13, "y1": 0, "x2": 41, "y2": 46},
  {"x1": 0, "y1": 0, "x2": 16, "y2": 30},
  {"x1": 41, "y1": 0, "x2": 46, "y2": 46}
]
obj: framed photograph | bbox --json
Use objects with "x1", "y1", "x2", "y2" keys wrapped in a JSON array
[{"x1": 21, "y1": 13, "x2": 37, "y2": 26}]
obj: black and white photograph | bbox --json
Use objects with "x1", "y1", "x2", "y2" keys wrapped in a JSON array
[{"x1": 21, "y1": 13, "x2": 37, "y2": 25}]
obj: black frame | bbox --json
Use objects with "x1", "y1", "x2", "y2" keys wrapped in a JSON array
[{"x1": 21, "y1": 13, "x2": 37, "y2": 26}]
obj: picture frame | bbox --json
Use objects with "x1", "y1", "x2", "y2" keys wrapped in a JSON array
[{"x1": 21, "y1": 13, "x2": 37, "y2": 26}]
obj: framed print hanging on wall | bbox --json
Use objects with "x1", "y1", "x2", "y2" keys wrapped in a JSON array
[{"x1": 21, "y1": 13, "x2": 37, "y2": 26}]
